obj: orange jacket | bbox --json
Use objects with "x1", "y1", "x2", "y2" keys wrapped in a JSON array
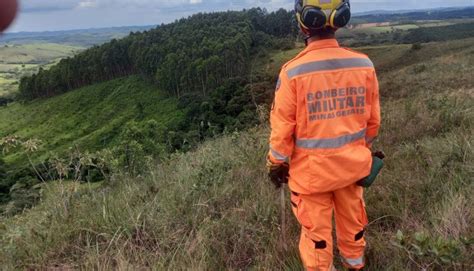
[{"x1": 269, "y1": 39, "x2": 381, "y2": 194}]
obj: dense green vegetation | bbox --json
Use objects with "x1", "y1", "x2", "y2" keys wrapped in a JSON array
[
  {"x1": 0, "y1": 76, "x2": 184, "y2": 210},
  {"x1": 1, "y1": 37, "x2": 473, "y2": 269},
  {"x1": 0, "y1": 76, "x2": 182, "y2": 162},
  {"x1": 0, "y1": 71, "x2": 269, "y2": 211},
  {"x1": 18, "y1": 9, "x2": 296, "y2": 100}
]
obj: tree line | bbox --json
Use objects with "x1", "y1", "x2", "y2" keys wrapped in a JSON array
[{"x1": 18, "y1": 8, "x2": 297, "y2": 100}]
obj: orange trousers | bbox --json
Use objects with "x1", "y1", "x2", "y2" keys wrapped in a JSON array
[{"x1": 290, "y1": 184, "x2": 368, "y2": 271}]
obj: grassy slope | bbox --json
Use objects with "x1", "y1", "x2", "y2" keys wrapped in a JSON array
[
  {"x1": 0, "y1": 75, "x2": 184, "y2": 164},
  {"x1": 1, "y1": 38, "x2": 473, "y2": 270}
]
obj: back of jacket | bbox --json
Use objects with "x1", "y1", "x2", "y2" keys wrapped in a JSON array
[{"x1": 269, "y1": 39, "x2": 381, "y2": 194}]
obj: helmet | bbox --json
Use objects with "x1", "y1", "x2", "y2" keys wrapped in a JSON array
[{"x1": 295, "y1": 0, "x2": 351, "y2": 36}]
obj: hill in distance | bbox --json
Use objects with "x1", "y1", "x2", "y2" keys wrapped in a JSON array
[
  {"x1": 1, "y1": 25, "x2": 156, "y2": 47},
  {"x1": 353, "y1": 5, "x2": 474, "y2": 16}
]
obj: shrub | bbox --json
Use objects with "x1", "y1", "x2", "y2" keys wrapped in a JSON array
[{"x1": 412, "y1": 43, "x2": 422, "y2": 50}]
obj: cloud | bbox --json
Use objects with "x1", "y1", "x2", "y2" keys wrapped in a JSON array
[
  {"x1": 20, "y1": 0, "x2": 473, "y2": 13},
  {"x1": 77, "y1": 1, "x2": 98, "y2": 9},
  {"x1": 21, "y1": 0, "x2": 80, "y2": 12},
  {"x1": 12, "y1": 0, "x2": 474, "y2": 32},
  {"x1": 20, "y1": 0, "x2": 290, "y2": 12}
]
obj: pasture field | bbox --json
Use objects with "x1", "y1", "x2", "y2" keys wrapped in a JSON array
[
  {"x1": 0, "y1": 43, "x2": 83, "y2": 97},
  {"x1": 338, "y1": 20, "x2": 474, "y2": 46}
]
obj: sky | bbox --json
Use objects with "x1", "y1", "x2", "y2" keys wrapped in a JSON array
[{"x1": 7, "y1": 0, "x2": 474, "y2": 32}]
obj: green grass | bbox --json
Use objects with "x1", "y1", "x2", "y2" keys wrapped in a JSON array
[
  {"x1": 0, "y1": 63, "x2": 36, "y2": 72},
  {"x1": 0, "y1": 75, "x2": 184, "y2": 164},
  {"x1": 418, "y1": 19, "x2": 474, "y2": 28},
  {"x1": 0, "y1": 77, "x2": 15, "y2": 84},
  {"x1": 0, "y1": 38, "x2": 473, "y2": 270}
]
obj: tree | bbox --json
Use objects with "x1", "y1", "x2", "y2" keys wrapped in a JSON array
[{"x1": 18, "y1": 9, "x2": 296, "y2": 101}]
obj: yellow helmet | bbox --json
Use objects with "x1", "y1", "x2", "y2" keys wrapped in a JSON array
[{"x1": 295, "y1": 0, "x2": 351, "y2": 35}]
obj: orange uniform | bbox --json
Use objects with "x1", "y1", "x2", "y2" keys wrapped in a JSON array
[{"x1": 269, "y1": 38, "x2": 381, "y2": 270}]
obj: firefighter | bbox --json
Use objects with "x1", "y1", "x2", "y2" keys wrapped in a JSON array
[{"x1": 267, "y1": 1, "x2": 381, "y2": 270}]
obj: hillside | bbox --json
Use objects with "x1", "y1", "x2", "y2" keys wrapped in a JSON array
[
  {"x1": 0, "y1": 76, "x2": 185, "y2": 208},
  {"x1": 1, "y1": 36, "x2": 473, "y2": 270},
  {"x1": 0, "y1": 76, "x2": 182, "y2": 163}
]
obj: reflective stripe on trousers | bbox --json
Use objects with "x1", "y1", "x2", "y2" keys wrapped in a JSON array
[{"x1": 342, "y1": 256, "x2": 364, "y2": 267}]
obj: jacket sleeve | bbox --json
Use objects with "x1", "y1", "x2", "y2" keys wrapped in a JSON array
[
  {"x1": 268, "y1": 69, "x2": 297, "y2": 164},
  {"x1": 366, "y1": 69, "x2": 381, "y2": 147}
]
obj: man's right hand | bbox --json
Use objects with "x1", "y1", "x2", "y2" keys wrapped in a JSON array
[
  {"x1": 373, "y1": 151, "x2": 386, "y2": 160},
  {"x1": 267, "y1": 158, "x2": 290, "y2": 189}
]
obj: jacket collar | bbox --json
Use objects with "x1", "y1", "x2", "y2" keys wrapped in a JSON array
[{"x1": 305, "y1": 38, "x2": 340, "y2": 52}]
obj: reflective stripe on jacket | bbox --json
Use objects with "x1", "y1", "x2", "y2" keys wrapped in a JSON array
[{"x1": 269, "y1": 39, "x2": 381, "y2": 194}]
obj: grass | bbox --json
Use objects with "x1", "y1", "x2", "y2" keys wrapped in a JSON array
[
  {"x1": 0, "y1": 75, "x2": 184, "y2": 165},
  {"x1": 0, "y1": 43, "x2": 83, "y2": 64},
  {"x1": 0, "y1": 63, "x2": 36, "y2": 72},
  {"x1": 0, "y1": 38, "x2": 473, "y2": 270}
]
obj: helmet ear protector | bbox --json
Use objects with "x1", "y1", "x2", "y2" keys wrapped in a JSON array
[
  {"x1": 295, "y1": 0, "x2": 351, "y2": 31},
  {"x1": 330, "y1": 0, "x2": 351, "y2": 28}
]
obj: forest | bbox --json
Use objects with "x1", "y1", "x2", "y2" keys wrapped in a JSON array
[{"x1": 18, "y1": 9, "x2": 297, "y2": 100}]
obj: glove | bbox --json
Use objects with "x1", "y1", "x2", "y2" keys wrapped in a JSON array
[
  {"x1": 266, "y1": 157, "x2": 289, "y2": 189},
  {"x1": 357, "y1": 151, "x2": 385, "y2": 188},
  {"x1": 373, "y1": 151, "x2": 386, "y2": 160}
]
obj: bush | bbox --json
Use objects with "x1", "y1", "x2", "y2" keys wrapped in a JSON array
[{"x1": 412, "y1": 43, "x2": 422, "y2": 50}]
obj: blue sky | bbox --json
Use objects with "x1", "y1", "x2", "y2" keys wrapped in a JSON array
[{"x1": 8, "y1": 0, "x2": 474, "y2": 32}]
